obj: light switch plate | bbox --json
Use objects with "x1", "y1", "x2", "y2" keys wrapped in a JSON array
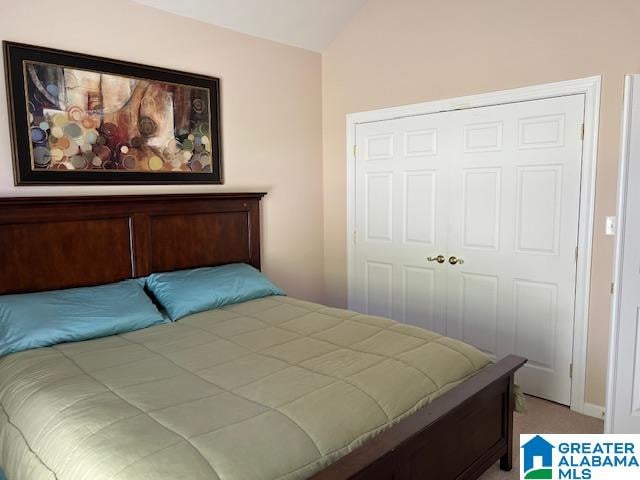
[{"x1": 606, "y1": 216, "x2": 616, "y2": 236}]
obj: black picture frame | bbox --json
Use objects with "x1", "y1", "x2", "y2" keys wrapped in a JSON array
[{"x1": 3, "y1": 41, "x2": 222, "y2": 185}]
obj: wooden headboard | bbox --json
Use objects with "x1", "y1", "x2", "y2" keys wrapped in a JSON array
[{"x1": 0, "y1": 193, "x2": 265, "y2": 295}]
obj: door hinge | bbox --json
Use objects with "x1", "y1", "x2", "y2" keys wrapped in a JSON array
[
  {"x1": 611, "y1": 282, "x2": 615, "y2": 294},
  {"x1": 575, "y1": 246, "x2": 578, "y2": 261},
  {"x1": 353, "y1": 231, "x2": 357, "y2": 244},
  {"x1": 581, "y1": 123, "x2": 585, "y2": 140},
  {"x1": 353, "y1": 144, "x2": 357, "y2": 157},
  {"x1": 569, "y1": 363, "x2": 573, "y2": 379}
]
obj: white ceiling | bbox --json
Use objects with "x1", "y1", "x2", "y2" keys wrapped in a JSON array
[{"x1": 132, "y1": 0, "x2": 368, "y2": 52}]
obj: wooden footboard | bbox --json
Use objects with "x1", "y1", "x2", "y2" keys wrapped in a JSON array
[{"x1": 310, "y1": 355, "x2": 526, "y2": 480}]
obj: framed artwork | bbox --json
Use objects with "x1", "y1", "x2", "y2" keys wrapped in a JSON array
[{"x1": 3, "y1": 41, "x2": 222, "y2": 185}]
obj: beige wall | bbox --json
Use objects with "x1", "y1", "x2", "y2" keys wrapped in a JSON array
[
  {"x1": 322, "y1": 0, "x2": 640, "y2": 407},
  {"x1": 0, "y1": 0, "x2": 324, "y2": 301}
]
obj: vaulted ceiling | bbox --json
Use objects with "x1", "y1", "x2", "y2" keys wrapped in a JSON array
[{"x1": 132, "y1": 0, "x2": 368, "y2": 52}]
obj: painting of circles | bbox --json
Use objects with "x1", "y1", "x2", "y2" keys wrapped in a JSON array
[{"x1": 4, "y1": 42, "x2": 221, "y2": 185}]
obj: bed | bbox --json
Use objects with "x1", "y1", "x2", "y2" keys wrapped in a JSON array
[{"x1": 0, "y1": 193, "x2": 525, "y2": 480}]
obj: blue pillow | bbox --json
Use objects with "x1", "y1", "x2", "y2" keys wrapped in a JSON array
[
  {"x1": 0, "y1": 280, "x2": 167, "y2": 357},
  {"x1": 133, "y1": 276, "x2": 147, "y2": 288},
  {"x1": 146, "y1": 263, "x2": 286, "y2": 321}
]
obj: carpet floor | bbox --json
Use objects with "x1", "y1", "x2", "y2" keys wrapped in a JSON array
[{"x1": 479, "y1": 395, "x2": 604, "y2": 479}]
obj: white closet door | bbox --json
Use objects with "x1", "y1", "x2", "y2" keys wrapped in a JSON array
[
  {"x1": 354, "y1": 111, "x2": 454, "y2": 333},
  {"x1": 444, "y1": 95, "x2": 585, "y2": 405},
  {"x1": 352, "y1": 94, "x2": 585, "y2": 405}
]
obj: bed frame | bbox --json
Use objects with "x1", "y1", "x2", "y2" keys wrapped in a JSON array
[{"x1": 0, "y1": 193, "x2": 525, "y2": 480}]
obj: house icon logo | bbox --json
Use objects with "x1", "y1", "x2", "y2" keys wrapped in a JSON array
[{"x1": 521, "y1": 435, "x2": 554, "y2": 479}]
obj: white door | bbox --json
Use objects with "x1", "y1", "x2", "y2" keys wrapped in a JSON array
[
  {"x1": 353, "y1": 94, "x2": 585, "y2": 405},
  {"x1": 606, "y1": 75, "x2": 640, "y2": 433},
  {"x1": 353, "y1": 111, "x2": 455, "y2": 333}
]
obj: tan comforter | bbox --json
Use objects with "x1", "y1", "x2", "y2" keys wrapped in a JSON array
[{"x1": 0, "y1": 296, "x2": 490, "y2": 480}]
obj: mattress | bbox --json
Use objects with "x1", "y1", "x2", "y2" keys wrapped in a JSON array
[{"x1": 0, "y1": 295, "x2": 490, "y2": 480}]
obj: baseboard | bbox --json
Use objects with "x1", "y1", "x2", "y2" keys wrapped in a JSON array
[{"x1": 583, "y1": 402, "x2": 606, "y2": 419}]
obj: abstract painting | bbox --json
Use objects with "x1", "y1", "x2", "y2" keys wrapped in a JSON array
[{"x1": 4, "y1": 42, "x2": 221, "y2": 185}]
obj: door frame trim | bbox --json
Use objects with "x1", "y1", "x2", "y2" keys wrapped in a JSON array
[
  {"x1": 346, "y1": 76, "x2": 601, "y2": 416},
  {"x1": 605, "y1": 75, "x2": 637, "y2": 432}
]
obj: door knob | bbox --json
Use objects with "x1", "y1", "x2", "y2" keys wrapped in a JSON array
[
  {"x1": 427, "y1": 255, "x2": 445, "y2": 264},
  {"x1": 448, "y1": 256, "x2": 464, "y2": 265}
]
